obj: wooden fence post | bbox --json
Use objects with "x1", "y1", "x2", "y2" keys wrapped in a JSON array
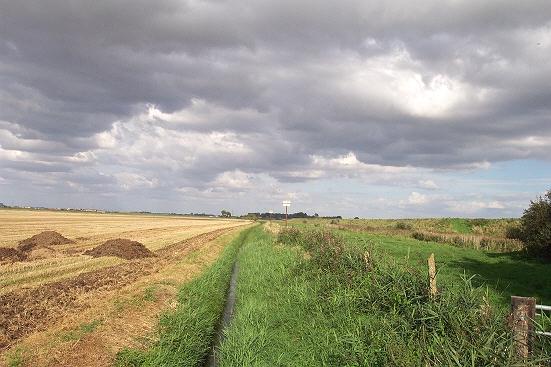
[
  {"x1": 427, "y1": 253, "x2": 437, "y2": 298},
  {"x1": 510, "y1": 296, "x2": 536, "y2": 359}
]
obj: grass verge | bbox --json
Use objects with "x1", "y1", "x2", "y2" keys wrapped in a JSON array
[
  {"x1": 338, "y1": 230, "x2": 551, "y2": 308},
  {"x1": 116, "y1": 225, "x2": 258, "y2": 367},
  {"x1": 218, "y1": 227, "x2": 550, "y2": 366}
]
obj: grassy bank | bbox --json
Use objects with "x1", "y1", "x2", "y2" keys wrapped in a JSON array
[
  {"x1": 338, "y1": 230, "x2": 551, "y2": 308},
  {"x1": 305, "y1": 217, "x2": 524, "y2": 252},
  {"x1": 116, "y1": 225, "x2": 258, "y2": 367},
  {"x1": 218, "y1": 227, "x2": 550, "y2": 366}
]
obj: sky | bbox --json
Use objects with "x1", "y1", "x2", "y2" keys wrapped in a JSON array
[{"x1": 1, "y1": 0, "x2": 550, "y2": 218}]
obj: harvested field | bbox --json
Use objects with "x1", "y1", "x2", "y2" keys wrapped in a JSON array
[
  {"x1": 84, "y1": 239, "x2": 155, "y2": 260},
  {"x1": 0, "y1": 209, "x2": 251, "y2": 365},
  {"x1": 0, "y1": 210, "x2": 248, "y2": 295}
]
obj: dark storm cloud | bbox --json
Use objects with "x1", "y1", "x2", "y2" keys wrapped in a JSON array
[{"x1": 1, "y1": 0, "x2": 550, "y2": 199}]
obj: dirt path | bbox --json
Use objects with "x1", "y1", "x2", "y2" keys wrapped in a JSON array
[{"x1": 0, "y1": 226, "x2": 244, "y2": 351}]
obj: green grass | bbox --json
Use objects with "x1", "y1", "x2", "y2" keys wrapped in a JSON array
[
  {"x1": 307, "y1": 217, "x2": 520, "y2": 237},
  {"x1": 218, "y1": 227, "x2": 550, "y2": 366},
  {"x1": 116, "y1": 223, "x2": 550, "y2": 366},
  {"x1": 338, "y1": 230, "x2": 551, "y2": 308},
  {"x1": 6, "y1": 348, "x2": 24, "y2": 367},
  {"x1": 62, "y1": 319, "x2": 102, "y2": 342},
  {"x1": 115, "y1": 225, "x2": 259, "y2": 367},
  {"x1": 143, "y1": 285, "x2": 157, "y2": 302},
  {"x1": 450, "y1": 218, "x2": 472, "y2": 234}
]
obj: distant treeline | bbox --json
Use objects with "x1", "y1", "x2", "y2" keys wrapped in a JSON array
[{"x1": 243, "y1": 212, "x2": 342, "y2": 220}]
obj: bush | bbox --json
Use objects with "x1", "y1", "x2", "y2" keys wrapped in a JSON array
[
  {"x1": 395, "y1": 221, "x2": 412, "y2": 230},
  {"x1": 505, "y1": 225, "x2": 523, "y2": 240},
  {"x1": 277, "y1": 227, "x2": 302, "y2": 246},
  {"x1": 517, "y1": 189, "x2": 551, "y2": 259}
]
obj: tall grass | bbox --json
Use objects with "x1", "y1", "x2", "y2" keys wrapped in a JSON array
[
  {"x1": 411, "y1": 230, "x2": 524, "y2": 252},
  {"x1": 228, "y1": 227, "x2": 548, "y2": 365},
  {"x1": 337, "y1": 217, "x2": 521, "y2": 238},
  {"x1": 115, "y1": 225, "x2": 258, "y2": 367}
]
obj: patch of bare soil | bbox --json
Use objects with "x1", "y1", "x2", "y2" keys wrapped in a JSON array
[
  {"x1": 0, "y1": 247, "x2": 27, "y2": 263},
  {"x1": 18, "y1": 231, "x2": 74, "y2": 252},
  {"x1": 0, "y1": 226, "x2": 241, "y2": 351},
  {"x1": 84, "y1": 239, "x2": 155, "y2": 260}
]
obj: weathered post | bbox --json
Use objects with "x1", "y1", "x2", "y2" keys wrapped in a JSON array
[
  {"x1": 427, "y1": 253, "x2": 437, "y2": 298},
  {"x1": 510, "y1": 296, "x2": 536, "y2": 359}
]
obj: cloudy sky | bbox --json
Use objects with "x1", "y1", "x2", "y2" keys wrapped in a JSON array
[{"x1": 1, "y1": 0, "x2": 550, "y2": 217}]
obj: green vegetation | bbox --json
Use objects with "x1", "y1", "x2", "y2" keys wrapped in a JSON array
[
  {"x1": 410, "y1": 230, "x2": 523, "y2": 253},
  {"x1": 339, "y1": 231, "x2": 551, "y2": 308},
  {"x1": 116, "y1": 225, "x2": 258, "y2": 367},
  {"x1": 449, "y1": 218, "x2": 471, "y2": 234},
  {"x1": 303, "y1": 217, "x2": 524, "y2": 252},
  {"x1": 143, "y1": 285, "x2": 157, "y2": 302},
  {"x1": 6, "y1": 348, "x2": 24, "y2": 367},
  {"x1": 218, "y1": 227, "x2": 550, "y2": 365},
  {"x1": 512, "y1": 189, "x2": 551, "y2": 259},
  {"x1": 331, "y1": 217, "x2": 519, "y2": 237},
  {"x1": 62, "y1": 319, "x2": 102, "y2": 341},
  {"x1": 115, "y1": 222, "x2": 550, "y2": 366}
]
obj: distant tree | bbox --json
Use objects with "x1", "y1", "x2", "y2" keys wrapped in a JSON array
[
  {"x1": 244, "y1": 213, "x2": 259, "y2": 221},
  {"x1": 314, "y1": 213, "x2": 319, "y2": 217},
  {"x1": 517, "y1": 189, "x2": 551, "y2": 259},
  {"x1": 221, "y1": 209, "x2": 231, "y2": 217}
]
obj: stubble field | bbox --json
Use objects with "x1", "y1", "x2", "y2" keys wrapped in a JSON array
[{"x1": 0, "y1": 209, "x2": 251, "y2": 366}]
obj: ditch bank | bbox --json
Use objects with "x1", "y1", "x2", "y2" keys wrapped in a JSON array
[
  {"x1": 205, "y1": 260, "x2": 239, "y2": 367},
  {"x1": 115, "y1": 225, "x2": 259, "y2": 367}
]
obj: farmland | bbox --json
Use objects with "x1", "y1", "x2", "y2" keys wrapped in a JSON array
[
  {"x1": 117, "y1": 221, "x2": 550, "y2": 366},
  {"x1": 0, "y1": 209, "x2": 251, "y2": 366},
  {"x1": 2, "y1": 212, "x2": 550, "y2": 366}
]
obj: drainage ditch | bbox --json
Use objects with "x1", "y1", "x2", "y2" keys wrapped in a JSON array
[{"x1": 205, "y1": 259, "x2": 239, "y2": 366}]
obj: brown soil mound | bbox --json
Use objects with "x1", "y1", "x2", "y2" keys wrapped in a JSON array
[
  {"x1": 0, "y1": 247, "x2": 27, "y2": 263},
  {"x1": 84, "y1": 239, "x2": 155, "y2": 260},
  {"x1": 18, "y1": 231, "x2": 75, "y2": 252}
]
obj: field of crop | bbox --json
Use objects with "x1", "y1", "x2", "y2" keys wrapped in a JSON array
[{"x1": 0, "y1": 209, "x2": 251, "y2": 366}]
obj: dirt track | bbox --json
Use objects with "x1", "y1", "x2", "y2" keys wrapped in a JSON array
[{"x1": 0, "y1": 226, "x2": 241, "y2": 351}]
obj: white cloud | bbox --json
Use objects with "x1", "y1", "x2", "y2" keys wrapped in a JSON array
[
  {"x1": 407, "y1": 191, "x2": 428, "y2": 205},
  {"x1": 447, "y1": 200, "x2": 506, "y2": 213},
  {"x1": 311, "y1": 152, "x2": 414, "y2": 176},
  {"x1": 211, "y1": 170, "x2": 254, "y2": 190},
  {"x1": 114, "y1": 172, "x2": 159, "y2": 190},
  {"x1": 418, "y1": 179, "x2": 439, "y2": 189}
]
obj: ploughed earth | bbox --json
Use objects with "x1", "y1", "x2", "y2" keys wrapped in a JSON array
[{"x1": 0, "y1": 225, "x2": 248, "y2": 365}]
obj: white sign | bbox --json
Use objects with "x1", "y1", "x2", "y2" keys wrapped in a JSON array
[{"x1": 282, "y1": 200, "x2": 291, "y2": 207}]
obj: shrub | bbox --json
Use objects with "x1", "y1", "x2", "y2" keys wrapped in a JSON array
[
  {"x1": 505, "y1": 225, "x2": 523, "y2": 240},
  {"x1": 517, "y1": 189, "x2": 551, "y2": 259},
  {"x1": 277, "y1": 227, "x2": 303, "y2": 246},
  {"x1": 395, "y1": 221, "x2": 412, "y2": 230}
]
